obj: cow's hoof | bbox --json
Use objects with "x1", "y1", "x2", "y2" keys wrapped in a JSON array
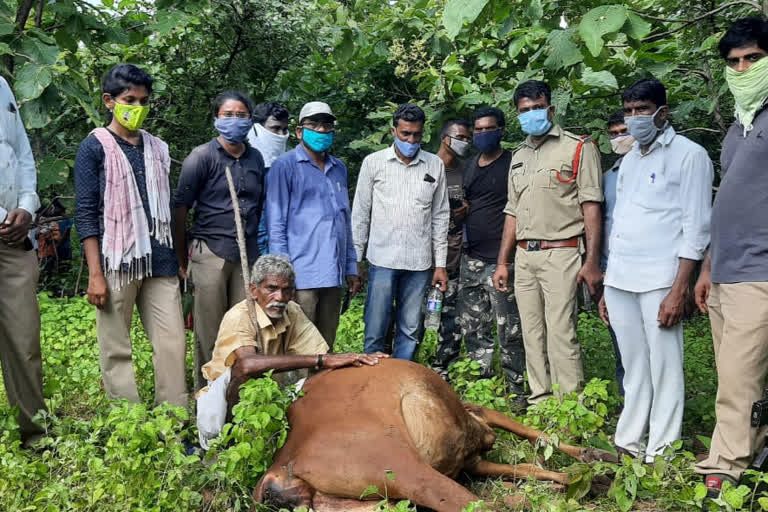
[{"x1": 579, "y1": 447, "x2": 619, "y2": 464}]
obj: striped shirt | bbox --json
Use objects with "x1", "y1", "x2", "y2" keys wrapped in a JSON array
[{"x1": 351, "y1": 145, "x2": 449, "y2": 271}]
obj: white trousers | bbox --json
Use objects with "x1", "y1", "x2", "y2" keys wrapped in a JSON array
[{"x1": 604, "y1": 286, "x2": 684, "y2": 461}]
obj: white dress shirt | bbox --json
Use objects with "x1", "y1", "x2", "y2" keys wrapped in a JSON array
[
  {"x1": 604, "y1": 125, "x2": 713, "y2": 293},
  {"x1": 351, "y1": 145, "x2": 449, "y2": 271},
  {"x1": 0, "y1": 77, "x2": 38, "y2": 224}
]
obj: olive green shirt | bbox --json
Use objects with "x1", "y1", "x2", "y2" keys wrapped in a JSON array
[{"x1": 504, "y1": 124, "x2": 603, "y2": 241}]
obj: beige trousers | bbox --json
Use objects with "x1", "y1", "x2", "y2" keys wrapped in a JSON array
[
  {"x1": 514, "y1": 247, "x2": 583, "y2": 403},
  {"x1": 295, "y1": 287, "x2": 343, "y2": 350},
  {"x1": 96, "y1": 275, "x2": 188, "y2": 407},
  {"x1": 695, "y1": 282, "x2": 768, "y2": 480},
  {"x1": 189, "y1": 240, "x2": 245, "y2": 390},
  {"x1": 0, "y1": 242, "x2": 46, "y2": 440}
]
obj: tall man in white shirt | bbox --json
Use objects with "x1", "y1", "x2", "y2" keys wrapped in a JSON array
[
  {"x1": 351, "y1": 103, "x2": 449, "y2": 361},
  {"x1": 603, "y1": 78, "x2": 713, "y2": 461},
  {"x1": 0, "y1": 77, "x2": 48, "y2": 446}
]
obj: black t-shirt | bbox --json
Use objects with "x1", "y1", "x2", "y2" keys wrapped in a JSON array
[{"x1": 463, "y1": 150, "x2": 512, "y2": 263}]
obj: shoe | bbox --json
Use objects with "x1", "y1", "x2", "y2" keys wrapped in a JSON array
[{"x1": 704, "y1": 473, "x2": 737, "y2": 499}]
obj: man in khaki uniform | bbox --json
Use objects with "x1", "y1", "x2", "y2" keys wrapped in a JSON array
[
  {"x1": 0, "y1": 76, "x2": 47, "y2": 446},
  {"x1": 493, "y1": 80, "x2": 603, "y2": 404}
]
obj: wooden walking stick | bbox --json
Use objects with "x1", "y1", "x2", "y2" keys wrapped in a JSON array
[{"x1": 224, "y1": 166, "x2": 264, "y2": 354}]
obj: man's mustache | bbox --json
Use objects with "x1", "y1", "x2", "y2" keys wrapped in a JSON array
[{"x1": 267, "y1": 301, "x2": 287, "y2": 309}]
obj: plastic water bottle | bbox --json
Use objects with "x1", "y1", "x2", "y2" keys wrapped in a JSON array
[{"x1": 424, "y1": 285, "x2": 443, "y2": 331}]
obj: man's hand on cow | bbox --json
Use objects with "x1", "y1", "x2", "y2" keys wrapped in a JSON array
[
  {"x1": 0, "y1": 208, "x2": 32, "y2": 246},
  {"x1": 321, "y1": 352, "x2": 389, "y2": 369},
  {"x1": 432, "y1": 267, "x2": 448, "y2": 293},
  {"x1": 658, "y1": 289, "x2": 685, "y2": 328}
]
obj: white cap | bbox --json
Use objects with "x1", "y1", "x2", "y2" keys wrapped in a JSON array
[{"x1": 299, "y1": 101, "x2": 336, "y2": 123}]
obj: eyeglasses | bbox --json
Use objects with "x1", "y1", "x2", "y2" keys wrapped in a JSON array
[
  {"x1": 219, "y1": 111, "x2": 251, "y2": 119},
  {"x1": 302, "y1": 120, "x2": 335, "y2": 131}
]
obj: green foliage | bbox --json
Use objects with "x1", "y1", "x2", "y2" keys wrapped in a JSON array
[
  {"x1": 0, "y1": 294, "x2": 761, "y2": 510},
  {"x1": 205, "y1": 373, "x2": 294, "y2": 509},
  {"x1": 449, "y1": 358, "x2": 513, "y2": 413}
]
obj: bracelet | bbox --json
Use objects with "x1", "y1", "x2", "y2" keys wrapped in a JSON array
[{"x1": 316, "y1": 354, "x2": 324, "y2": 370}]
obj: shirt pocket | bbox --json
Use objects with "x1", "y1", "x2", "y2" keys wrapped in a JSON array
[
  {"x1": 630, "y1": 167, "x2": 678, "y2": 211},
  {"x1": 413, "y1": 180, "x2": 435, "y2": 208},
  {"x1": 512, "y1": 172, "x2": 531, "y2": 195}
]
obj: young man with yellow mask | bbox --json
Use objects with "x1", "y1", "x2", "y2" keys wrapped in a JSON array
[
  {"x1": 694, "y1": 17, "x2": 768, "y2": 496},
  {"x1": 75, "y1": 64, "x2": 187, "y2": 408}
]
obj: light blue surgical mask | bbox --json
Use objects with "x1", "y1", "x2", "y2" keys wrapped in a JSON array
[
  {"x1": 301, "y1": 127, "x2": 334, "y2": 152},
  {"x1": 518, "y1": 107, "x2": 552, "y2": 136},
  {"x1": 625, "y1": 107, "x2": 664, "y2": 146},
  {"x1": 394, "y1": 135, "x2": 420, "y2": 158}
]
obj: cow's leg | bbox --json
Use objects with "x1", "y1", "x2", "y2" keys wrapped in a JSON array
[
  {"x1": 311, "y1": 492, "x2": 389, "y2": 511},
  {"x1": 465, "y1": 405, "x2": 618, "y2": 463},
  {"x1": 467, "y1": 459, "x2": 570, "y2": 485}
]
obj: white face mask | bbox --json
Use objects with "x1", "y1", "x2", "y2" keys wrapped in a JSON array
[
  {"x1": 251, "y1": 123, "x2": 289, "y2": 167},
  {"x1": 449, "y1": 137, "x2": 470, "y2": 157},
  {"x1": 610, "y1": 134, "x2": 634, "y2": 155}
]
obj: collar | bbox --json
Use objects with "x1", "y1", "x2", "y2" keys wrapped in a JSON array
[
  {"x1": 295, "y1": 143, "x2": 337, "y2": 173},
  {"x1": 386, "y1": 144, "x2": 425, "y2": 166},
  {"x1": 254, "y1": 301, "x2": 291, "y2": 336},
  {"x1": 523, "y1": 123, "x2": 562, "y2": 149},
  {"x1": 212, "y1": 136, "x2": 250, "y2": 158},
  {"x1": 635, "y1": 124, "x2": 676, "y2": 155}
]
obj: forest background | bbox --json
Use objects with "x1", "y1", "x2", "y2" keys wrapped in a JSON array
[{"x1": 3, "y1": 0, "x2": 768, "y2": 510}]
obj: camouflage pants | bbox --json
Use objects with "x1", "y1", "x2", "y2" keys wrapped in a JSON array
[
  {"x1": 456, "y1": 255, "x2": 525, "y2": 388},
  {"x1": 433, "y1": 269, "x2": 461, "y2": 373}
]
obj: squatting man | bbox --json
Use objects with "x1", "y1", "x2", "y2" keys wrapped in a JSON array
[{"x1": 196, "y1": 254, "x2": 387, "y2": 448}]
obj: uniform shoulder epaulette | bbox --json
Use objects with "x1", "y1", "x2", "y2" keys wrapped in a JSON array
[
  {"x1": 511, "y1": 142, "x2": 525, "y2": 155},
  {"x1": 562, "y1": 129, "x2": 586, "y2": 142}
]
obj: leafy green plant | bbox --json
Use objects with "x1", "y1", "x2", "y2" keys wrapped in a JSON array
[{"x1": 205, "y1": 374, "x2": 293, "y2": 509}]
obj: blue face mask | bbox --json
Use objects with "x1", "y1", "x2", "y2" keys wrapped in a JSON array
[
  {"x1": 518, "y1": 108, "x2": 552, "y2": 136},
  {"x1": 302, "y1": 127, "x2": 334, "y2": 152},
  {"x1": 215, "y1": 117, "x2": 253, "y2": 144},
  {"x1": 473, "y1": 130, "x2": 503, "y2": 154},
  {"x1": 394, "y1": 134, "x2": 420, "y2": 158}
]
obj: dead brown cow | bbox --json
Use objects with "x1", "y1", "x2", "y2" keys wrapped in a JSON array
[{"x1": 250, "y1": 358, "x2": 616, "y2": 511}]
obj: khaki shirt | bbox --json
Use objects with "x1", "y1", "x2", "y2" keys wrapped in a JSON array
[
  {"x1": 201, "y1": 300, "x2": 329, "y2": 384},
  {"x1": 504, "y1": 124, "x2": 603, "y2": 241}
]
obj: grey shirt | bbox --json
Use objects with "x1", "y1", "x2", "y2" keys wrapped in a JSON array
[
  {"x1": 176, "y1": 138, "x2": 265, "y2": 264},
  {"x1": 711, "y1": 107, "x2": 768, "y2": 283},
  {"x1": 351, "y1": 145, "x2": 449, "y2": 271}
]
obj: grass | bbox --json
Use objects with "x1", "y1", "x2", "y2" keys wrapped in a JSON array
[{"x1": 0, "y1": 293, "x2": 742, "y2": 511}]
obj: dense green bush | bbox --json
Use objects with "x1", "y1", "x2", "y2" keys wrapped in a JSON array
[{"x1": 0, "y1": 294, "x2": 765, "y2": 511}]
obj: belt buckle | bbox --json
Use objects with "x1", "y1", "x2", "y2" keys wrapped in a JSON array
[{"x1": 526, "y1": 240, "x2": 540, "y2": 251}]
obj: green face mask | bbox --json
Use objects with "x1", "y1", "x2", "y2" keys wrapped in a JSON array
[
  {"x1": 113, "y1": 102, "x2": 149, "y2": 131},
  {"x1": 725, "y1": 56, "x2": 768, "y2": 134}
]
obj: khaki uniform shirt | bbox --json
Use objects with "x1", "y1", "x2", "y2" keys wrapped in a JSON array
[
  {"x1": 504, "y1": 124, "x2": 603, "y2": 241},
  {"x1": 201, "y1": 299, "x2": 329, "y2": 384}
]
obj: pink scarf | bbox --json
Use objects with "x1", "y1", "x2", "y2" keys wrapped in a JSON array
[{"x1": 91, "y1": 128, "x2": 172, "y2": 290}]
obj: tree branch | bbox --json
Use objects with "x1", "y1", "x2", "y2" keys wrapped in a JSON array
[
  {"x1": 676, "y1": 127, "x2": 722, "y2": 134},
  {"x1": 638, "y1": 1, "x2": 761, "y2": 42},
  {"x1": 34, "y1": 0, "x2": 43, "y2": 27}
]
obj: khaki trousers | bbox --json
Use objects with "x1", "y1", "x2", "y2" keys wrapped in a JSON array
[
  {"x1": 96, "y1": 275, "x2": 188, "y2": 407},
  {"x1": 295, "y1": 287, "x2": 343, "y2": 350},
  {"x1": 0, "y1": 242, "x2": 46, "y2": 440},
  {"x1": 189, "y1": 240, "x2": 245, "y2": 390},
  {"x1": 695, "y1": 282, "x2": 768, "y2": 480},
  {"x1": 514, "y1": 247, "x2": 583, "y2": 403}
]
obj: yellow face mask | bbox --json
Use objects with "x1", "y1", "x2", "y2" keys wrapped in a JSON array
[{"x1": 113, "y1": 102, "x2": 149, "y2": 131}]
